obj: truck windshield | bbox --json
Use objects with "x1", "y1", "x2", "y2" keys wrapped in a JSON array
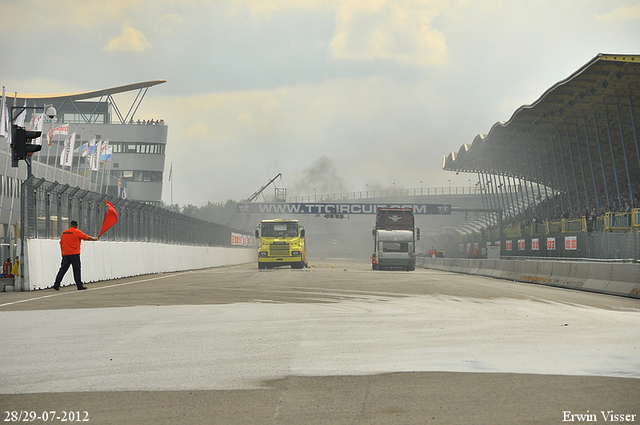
[
  {"x1": 261, "y1": 223, "x2": 298, "y2": 237},
  {"x1": 376, "y1": 213, "x2": 414, "y2": 229}
]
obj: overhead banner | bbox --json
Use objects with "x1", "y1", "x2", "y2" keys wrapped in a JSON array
[{"x1": 236, "y1": 202, "x2": 452, "y2": 215}]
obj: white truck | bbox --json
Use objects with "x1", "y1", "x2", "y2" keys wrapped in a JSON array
[{"x1": 371, "y1": 207, "x2": 420, "y2": 271}]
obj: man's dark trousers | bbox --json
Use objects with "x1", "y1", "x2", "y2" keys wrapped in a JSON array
[{"x1": 54, "y1": 254, "x2": 83, "y2": 289}]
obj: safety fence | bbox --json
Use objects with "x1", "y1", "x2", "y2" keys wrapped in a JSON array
[
  {"x1": 446, "y1": 230, "x2": 640, "y2": 261},
  {"x1": 21, "y1": 176, "x2": 254, "y2": 247},
  {"x1": 436, "y1": 209, "x2": 640, "y2": 261}
]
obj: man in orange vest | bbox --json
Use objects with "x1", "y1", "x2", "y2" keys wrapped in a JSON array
[{"x1": 53, "y1": 220, "x2": 98, "y2": 290}]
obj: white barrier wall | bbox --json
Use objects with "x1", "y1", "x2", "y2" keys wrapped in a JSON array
[
  {"x1": 24, "y1": 239, "x2": 256, "y2": 291},
  {"x1": 417, "y1": 257, "x2": 640, "y2": 299}
]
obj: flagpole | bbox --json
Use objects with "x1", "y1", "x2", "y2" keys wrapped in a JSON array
[
  {"x1": 52, "y1": 130, "x2": 59, "y2": 184},
  {"x1": 8, "y1": 93, "x2": 18, "y2": 231},
  {"x1": 105, "y1": 142, "x2": 113, "y2": 197},
  {"x1": 99, "y1": 140, "x2": 108, "y2": 194},
  {"x1": 91, "y1": 139, "x2": 101, "y2": 193},
  {"x1": 45, "y1": 123, "x2": 53, "y2": 182},
  {"x1": 0, "y1": 87, "x2": 9, "y2": 207},
  {"x1": 0, "y1": 86, "x2": 11, "y2": 230},
  {"x1": 75, "y1": 128, "x2": 83, "y2": 188},
  {"x1": 31, "y1": 107, "x2": 41, "y2": 177}
]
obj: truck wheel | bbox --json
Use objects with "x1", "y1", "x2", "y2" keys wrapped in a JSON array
[{"x1": 258, "y1": 263, "x2": 266, "y2": 269}]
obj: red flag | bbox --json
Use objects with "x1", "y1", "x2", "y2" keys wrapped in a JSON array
[{"x1": 99, "y1": 200, "x2": 118, "y2": 237}]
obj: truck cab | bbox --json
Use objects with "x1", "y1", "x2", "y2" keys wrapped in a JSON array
[
  {"x1": 372, "y1": 208, "x2": 420, "y2": 271},
  {"x1": 255, "y1": 219, "x2": 307, "y2": 269}
]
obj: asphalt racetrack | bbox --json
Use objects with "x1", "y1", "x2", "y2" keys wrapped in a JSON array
[{"x1": 1, "y1": 259, "x2": 639, "y2": 424}]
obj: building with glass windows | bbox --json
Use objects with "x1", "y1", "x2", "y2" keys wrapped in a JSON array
[{"x1": 11, "y1": 80, "x2": 168, "y2": 203}]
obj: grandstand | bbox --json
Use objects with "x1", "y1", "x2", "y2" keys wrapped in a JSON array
[{"x1": 441, "y1": 53, "x2": 639, "y2": 260}]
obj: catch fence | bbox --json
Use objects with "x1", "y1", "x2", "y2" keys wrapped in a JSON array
[{"x1": 21, "y1": 176, "x2": 253, "y2": 247}]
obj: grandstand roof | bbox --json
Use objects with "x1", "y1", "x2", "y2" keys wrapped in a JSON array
[
  {"x1": 13, "y1": 80, "x2": 166, "y2": 102},
  {"x1": 443, "y1": 53, "x2": 640, "y2": 190},
  {"x1": 11, "y1": 80, "x2": 166, "y2": 125}
]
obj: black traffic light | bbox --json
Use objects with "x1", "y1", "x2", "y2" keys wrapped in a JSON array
[{"x1": 11, "y1": 125, "x2": 42, "y2": 167}]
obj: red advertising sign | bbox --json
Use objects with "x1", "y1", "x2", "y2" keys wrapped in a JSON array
[
  {"x1": 531, "y1": 238, "x2": 539, "y2": 251},
  {"x1": 547, "y1": 237, "x2": 556, "y2": 251},
  {"x1": 565, "y1": 235, "x2": 577, "y2": 250},
  {"x1": 506, "y1": 240, "x2": 512, "y2": 251},
  {"x1": 518, "y1": 239, "x2": 525, "y2": 251}
]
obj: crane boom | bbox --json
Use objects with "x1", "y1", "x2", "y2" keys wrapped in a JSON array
[
  {"x1": 223, "y1": 173, "x2": 283, "y2": 227},
  {"x1": 244, "y1": 173, "x2": 282, "y2": 202}
]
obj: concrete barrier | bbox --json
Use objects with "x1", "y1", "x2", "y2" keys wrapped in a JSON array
[
  {"x1": 547, "y1": 262, "x2": 575, "y2": 287},
  {"x1": 602, "y1": 263, "x2": 640, "y2": 297},
  {"x1": 22, "y1": 239, "x2": 256, "y2": 291},
  {"x1": 477, "y1": 259, "x2": 495, "y2": 278},
  {"x1": 499, "y1": 260, "x2": 519, "y2": 281},
  {"x1": 418, "y1": 257, "x2": 640, "y2": 299}
]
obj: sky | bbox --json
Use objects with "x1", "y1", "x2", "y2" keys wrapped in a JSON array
[{"x1": 1, "y1": 0, "x2": 639, "y2": 206}]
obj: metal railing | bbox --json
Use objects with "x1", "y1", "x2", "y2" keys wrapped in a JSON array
[
  {"x1": 288, "y1": 186, "x2": 481, "y2": 202},
  {"x1": 21, "y1": 176, "x2": 253, "y2": 247}
]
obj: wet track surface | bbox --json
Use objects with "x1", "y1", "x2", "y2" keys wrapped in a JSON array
[{"x1": 1, "y1": 260, "x2": 639, "y2": 424}]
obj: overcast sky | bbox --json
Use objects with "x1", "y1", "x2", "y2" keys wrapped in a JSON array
[{"x1": 1, "y1": 0, "x2": 638, "y2": 206}]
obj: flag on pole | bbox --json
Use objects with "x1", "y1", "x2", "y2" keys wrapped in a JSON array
[
  {"x1": 0, "y1": 86, "x2": 7, "y2": 138},
  {"x1": 99, "y1": 140, "x2": 111, "y2": 162},
  {"x1": 47, "y1": 123, "x2": 69, "y2": 146},
  {"x1": 90, "y1": 140, "x2": 102, "y2": 171},
  {"x1": 76, "y1": 137, "x2": 95, "y2": 157},
  {"x1": 14, "y1": 100, "x2": 27, "y2": 127},
  {"x1": 59, "y1": 132, "x2": 76, "y2": 167},
  {"x1": 31, "y1": 111, "x2": 45, "y2": 145},
  {"x1": 168, "y1": 162, "x2": 172, "y2": 181},
  {"x1": 117, "y1": 178, "x2": 126, "y2": 199},
  {"x1": 99, "y1": 200, "x2": 118, "y2": 237}
]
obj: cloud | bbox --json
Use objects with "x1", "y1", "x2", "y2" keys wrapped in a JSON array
[
  {"x1": 104, "y1": 26, "x2": 153, "y2": 52},
  {"x1": 186, "y1": 122, "x2": 211, "y2": 138},
  {"x1": 330, "y1": 0, "x2": 448, "y2": 66},
  {"x1": 596, "y1": 3, "x2": 640, "y2": 21},
  {"x1": 230, "y1": 0, "x2": 334, "y2": 17},
  {"x1": 1, "y1": 0, "x2": 143, "y2": 33}
]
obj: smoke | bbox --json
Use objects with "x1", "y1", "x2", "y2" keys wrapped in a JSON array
[{"x1": 293, "y1": 156, "x2": 347, "y2": 195}]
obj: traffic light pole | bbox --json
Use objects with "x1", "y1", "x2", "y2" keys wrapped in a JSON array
[{"x1": 10, "y1": 105, "x2": 54, "y2": 290}]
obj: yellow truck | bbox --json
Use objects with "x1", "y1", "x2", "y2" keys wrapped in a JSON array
[{"x1": 255, "y1": 219, "x2": 307, "y2": 269}]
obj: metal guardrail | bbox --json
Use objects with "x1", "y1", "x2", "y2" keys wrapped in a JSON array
[
  {"x1": 604, "y1": 211, "x2": 638, "y2": 232},
  {"x1": 21, "y1": 176, "x2": 253, "y2": 247},
  {"x1": 288, "y1": 186, "x2": 481, "y2": 202}
]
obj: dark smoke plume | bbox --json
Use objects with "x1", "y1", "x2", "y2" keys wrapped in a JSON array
[{"x1": 293, "y1": 156, "x2": 346, "y2": 195}]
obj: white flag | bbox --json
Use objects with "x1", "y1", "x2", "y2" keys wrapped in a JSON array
[
  {"x1": 0, "y1": 86, "x2": 8, "y2": 139},
  {"x1": 14, "y1": 100, "x2": 27, "y2": 128},
  {"x1": 91, "y1": 140, "x2": 102, "y2": 171},
  {"x1": 99, "y1": 140, "x2": 111, "y2": 163},
  {"x1": 59, "y1": 132, "x2": 76, "y2": 167},
  {"x1": 31, "y1": 111, "x2": 45, "y2": 145},
  {"x1": 46, "y1": 123, "x2": 69, "y2": 146},
  {"x1": 81, "y1": 137, "x2": 95, "y2": 157}
]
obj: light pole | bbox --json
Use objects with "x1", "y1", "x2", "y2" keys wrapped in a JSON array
[{"x1": 13, "y1": 103, "x2": 56, "y2": 291}]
